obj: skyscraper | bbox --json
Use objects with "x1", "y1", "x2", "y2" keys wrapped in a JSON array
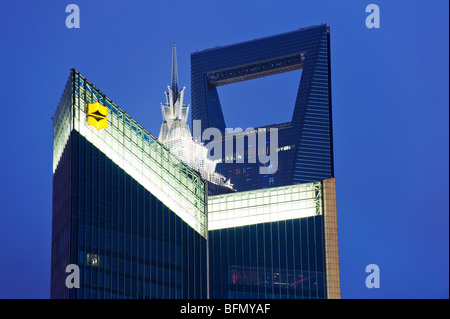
[
  {"x1": 191, "y1": 24, "x2": 334, "y2": 192},
  {"x1": 191, "y1": 24, "x2": 340, "y2": 298},
  {"x1": 51, "y1": 70, "x2": 208, "y2": 298}
]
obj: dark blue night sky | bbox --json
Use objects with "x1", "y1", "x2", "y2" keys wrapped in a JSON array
[{"x1": 0, "y1": 0, "x2": 448, "y2": 298}]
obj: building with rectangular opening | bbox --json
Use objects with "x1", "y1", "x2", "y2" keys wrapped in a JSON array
[
  {"x1": 191, "y1": 24, "x2": 340, "y2": 298},
  {"x1": 191, "y1": 24, "x2": 334, "y2": 192}
]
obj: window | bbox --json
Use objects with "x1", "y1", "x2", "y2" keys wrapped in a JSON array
[{"x1": 87, "y1": 253, "x2": 99, "y2": 267}]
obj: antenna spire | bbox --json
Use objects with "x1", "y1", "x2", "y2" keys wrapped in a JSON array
[{"x1": 171, "y1": 43, "x2": 179, "y2": 100}]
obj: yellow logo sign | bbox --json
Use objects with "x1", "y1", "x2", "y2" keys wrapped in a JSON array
[{"x1": 87, "y1": 102, "x2": 107, "y2": 130}]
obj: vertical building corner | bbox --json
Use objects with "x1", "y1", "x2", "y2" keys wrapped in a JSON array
[{"x1": 323, "y1": 178, "x2": 341, "y2": 299}]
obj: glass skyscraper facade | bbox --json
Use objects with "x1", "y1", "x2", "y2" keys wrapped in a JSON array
[
  {"x1": 208, "y1": 182, "x2": 326, "y2": 298},
  {"x1": 51, "y1": 70, "x2": 208, "y2": 299},
  {"x1": 207, "y1": 179, "x2": 339, "y2": 299}
]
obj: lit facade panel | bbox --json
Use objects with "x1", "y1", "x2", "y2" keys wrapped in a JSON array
[
  {"x1": 322, "y1": 178, "x2": 340, "y2": 299},
  {"x1": 208, "y1": 181, "x2": 322, "y2": 230},
  {"x1": 52, "y1": 75, "x2": 73, "y2": 174}
]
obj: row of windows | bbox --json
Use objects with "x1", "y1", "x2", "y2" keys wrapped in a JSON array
[
  {"x1": 79, "y1": 285, "x2": 187, "y2": 299},
  {"x1": 208, "y1": 216, "x2": 327, "y2": 299}
]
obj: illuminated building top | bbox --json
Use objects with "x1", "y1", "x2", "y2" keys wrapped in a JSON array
[
  {"x1": 158, "y1": 45, "x2": 233, "y2": 190},
  {"x1": 52, "y1": 69, "x2": 207, "y2": 237}
]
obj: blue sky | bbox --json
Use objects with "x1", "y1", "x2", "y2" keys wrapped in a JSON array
[{"x1": 0, "y1": 0, "x2": 448, "y2": 298}]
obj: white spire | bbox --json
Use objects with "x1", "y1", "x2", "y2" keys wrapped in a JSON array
[{"x1": 157, "y1": 45, "x2": 233, "y2": 190}]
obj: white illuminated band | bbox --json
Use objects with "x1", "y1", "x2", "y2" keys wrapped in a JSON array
[{"x1": 208, "y1": 181, "x2": 322, "y2": 230}]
